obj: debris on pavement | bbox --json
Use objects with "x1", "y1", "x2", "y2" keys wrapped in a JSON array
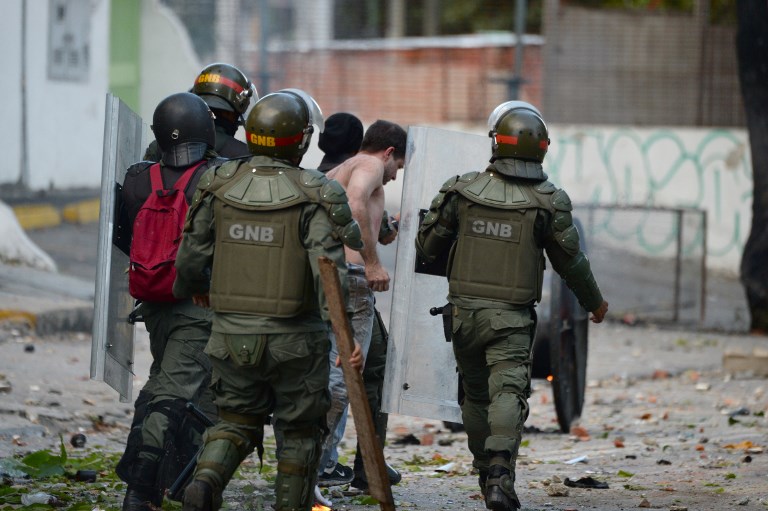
[{"x1": 564, "y1": 476, "x2": 609, "y2": 489}]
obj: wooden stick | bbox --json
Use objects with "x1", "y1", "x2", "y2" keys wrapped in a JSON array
[{"x1": 318, "y1": 257, "x2": 396, "y2": 511}]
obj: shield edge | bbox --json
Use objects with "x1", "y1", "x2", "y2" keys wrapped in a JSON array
[{"x1": 90, "y1": 93, "x2": 146, "y2": 403}]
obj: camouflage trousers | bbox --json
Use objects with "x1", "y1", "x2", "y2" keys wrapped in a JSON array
[
  {"x1": 450, "y1": 305, "x2": 535, "y2": 472},
  {"x1": 192, "y1": 329, "x2": 331, "y2": 511},
  {"x1": 117, "y1": 300, "x2": 215, "y2": 490}
]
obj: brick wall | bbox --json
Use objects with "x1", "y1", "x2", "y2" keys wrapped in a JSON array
[{"x1": 252, "y1": 42, "x2": 544, "y2": 127}]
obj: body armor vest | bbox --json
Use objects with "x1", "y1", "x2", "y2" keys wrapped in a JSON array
[
  {"x1": 448, "y1": 171, "x2": 553, "y2": 305},
  {"x1": 206, "y1": 161, "x2": 319, "y2": 317},
  {"x1": 211, "y1": 199, "x2": 312, "y2": 316}
]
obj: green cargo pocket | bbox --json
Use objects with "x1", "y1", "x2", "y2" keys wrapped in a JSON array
[
  {"x1": 304, "y1": 369, "x2": 328, "y2": 395},
  {"x1": 489, "y1": 312, "x2": 531, "y2": 332},
  {"x1": 204, "y1": 331, "x2": 230, "y2": 361},
  {"x1": 269, "y1": 333, "x2": 311, "y2": 363},
  {"x1": 451, "y1": 317, "x2": 463, "y2": 336},
  {"x1": 224, "y1": 334, "x2": 267, "y2": 368}
]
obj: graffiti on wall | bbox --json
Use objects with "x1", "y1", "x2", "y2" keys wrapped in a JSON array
[{"x1": 545, "y1": 126, "x2": 751, "y2": 273}]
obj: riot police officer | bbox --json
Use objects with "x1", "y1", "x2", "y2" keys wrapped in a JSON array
[
  {"x1": 116, "y1": 92, "x2": 223, "y2": 511},
  {"x1": 174, "y1": 89, "x2": 363, "y2": 511},
  {"x1": 415, "y1": 101, "x2": 609, "y2": 511},
  {"x1": 145, "y1": 63, "x2": 255, "y2": 161}
]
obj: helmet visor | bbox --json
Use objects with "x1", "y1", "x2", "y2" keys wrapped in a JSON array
[{"x1": 280, "y1": 88, "x2": 324, "y2": 133}]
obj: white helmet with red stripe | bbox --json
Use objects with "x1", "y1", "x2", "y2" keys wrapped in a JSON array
[{"x1": 487, "y1": 100, "x2": 550, "y2": 163}]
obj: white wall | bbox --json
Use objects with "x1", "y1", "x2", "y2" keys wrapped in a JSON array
[
  {"x1": 138, "y1": 0, "x2": 202, "y2": 124},
  {"x1": 546, "y1": 125, "x2": 750, "y2": 274},
  {"x1": 0, "y1": 0, "x2": 204, "y2": 192},
  {"x1": 309, "y1": 124, "x2": 751, "y2": 276},
  {"x1": 1, "y1": 0, "x2": 23, "y2": 187},
  {"x1": 0, "y1": 0, "x2": 110, "y2": 190}
]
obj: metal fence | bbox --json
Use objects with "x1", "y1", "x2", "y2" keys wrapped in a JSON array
[{"x1": 575, "y1": 205, "x2": 708, "y2": 326}]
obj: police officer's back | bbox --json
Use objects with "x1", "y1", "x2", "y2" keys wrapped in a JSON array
[
  {"x1": 174, "y1": 89, "x2": 362, "y2": 511},
  {"x1": 117, "y1": 92, "x2": 223, "y2": 511},
  {"x1": 416, "y1": 101, "x2": 608, "y2": 511}
]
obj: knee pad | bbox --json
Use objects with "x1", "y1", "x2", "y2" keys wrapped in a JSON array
[
  {"x1": 115, "y1": 391, "x2": 164, "y2": 484},
  {"x1": 275, "y1": 425, "x2": 323, "y2": 510}
]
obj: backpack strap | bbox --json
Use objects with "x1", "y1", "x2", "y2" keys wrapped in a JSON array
[
  {"x1": 174, "y1": 161, "x2": 206, "y2": 193},
  {"x1": 149, "y1": 161, "x2": 206, "y2": 197},
  {"x1": 148, "y1": 163, "x2": 164, "y2": 193}
]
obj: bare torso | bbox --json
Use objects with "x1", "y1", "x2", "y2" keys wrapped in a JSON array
[{"x1": 327, "y1": 153, "x2": 389, "y2": 290}]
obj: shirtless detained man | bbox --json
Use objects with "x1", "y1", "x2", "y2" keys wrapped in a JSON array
[{"x1": 316, "y1": 120, "x2": 407, "y2": 490}]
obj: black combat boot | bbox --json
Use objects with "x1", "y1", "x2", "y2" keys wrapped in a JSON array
[
  {"x1": 182, "y1": 480, "x2": 214, "y2": 511},
  {"x1": 122, "y1": 487, "x2": 161, "y2": 511},
  {"x1": 122, "y1": 459, "x2": 163, "y2": 511},
  {"x1": 478, "y1": 469, "x2": 489, "y2": 497},
  {"x1": 484, "y1": 452, "x2": 520, "y2": 511}
]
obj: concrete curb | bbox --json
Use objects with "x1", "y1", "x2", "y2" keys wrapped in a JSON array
[
  {"x1": 12, "y1": 198, "x2": 101, "y2": 230},
  {"x1": 0, "y1": 194, "x2": 100, "y2": 335},
  {"x1": 0, "y1": 258, "x2": 96, "y2": 336},
  {"x1": 34, "y1": 306, "x2": 95, "y2": 336}
]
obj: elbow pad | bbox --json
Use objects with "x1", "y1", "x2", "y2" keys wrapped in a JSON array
[{"x1": 559, "y1": 252, "x2": 604, "y2": 312}]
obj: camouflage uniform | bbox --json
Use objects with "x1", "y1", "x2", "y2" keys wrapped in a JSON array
[
  {"x1": 416, "y1": 164, "x2": 604, "y2": 510},
  {"x1": 174, "y1": 155, "x2": 361, "y2": 511},
  {"x1": 116, "y1": 156, "x2": 222, "y2": 509}
]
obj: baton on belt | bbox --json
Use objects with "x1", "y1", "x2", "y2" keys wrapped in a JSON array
[
  {"x1": 167, "y1": 402, "x2": 216, "y2": 501},
  {"x1": 429, "y1": 303, "x2": 452, "y2": 342}
]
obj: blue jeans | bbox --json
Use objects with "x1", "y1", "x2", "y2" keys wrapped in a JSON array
[{"x1": 318, "y1": 264, "x2": 375, "y2": 474}]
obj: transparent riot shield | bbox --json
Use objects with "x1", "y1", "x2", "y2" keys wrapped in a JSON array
[
  {"x1": 382, "y1": 126, "x2": 490, "y2": 424},
  {"x1": 90, "y1": 94, "x2": 147, "y2": 403},
  {"x1": 383, "y1": 126, "x2": 589, "y2": 432}
]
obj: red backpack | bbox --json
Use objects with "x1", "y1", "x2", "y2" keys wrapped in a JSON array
[{"x1": 129, "y1": 162, "x2": 203, "y2": 302}]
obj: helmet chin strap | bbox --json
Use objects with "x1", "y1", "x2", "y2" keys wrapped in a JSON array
[{"x1": 298, "y1": 126, "x2": 314, "y2": 151}]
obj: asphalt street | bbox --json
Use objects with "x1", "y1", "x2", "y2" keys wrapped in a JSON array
[{"x1": 0, "y1": 207, "x2": 766, "y2": 510}]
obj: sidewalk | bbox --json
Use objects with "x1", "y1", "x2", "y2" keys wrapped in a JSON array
[{"x1": 0, "y1": 192, "x2": 99, "y2": 336}]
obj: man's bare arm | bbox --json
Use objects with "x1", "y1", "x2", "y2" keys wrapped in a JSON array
[{"x1": 345, "y1": 163, "x2": 390, "y2": 291}]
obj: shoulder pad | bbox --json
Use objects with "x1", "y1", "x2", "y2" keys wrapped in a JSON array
[
  {"x1": 126, "y1": 160, "x2": 154, "y2": 176},
  {"x1": 300, "y1": 168, "x2": 326, "y2": 188},
  {"x1": 429, "y1": 191, "x2": 446, "y2": 210},
  {"x1": 215, "y1": 160, "x2": 240, "y2": 179},
  {"x1": 196, "y1": 167, "x2": 216, "y2": 190},
  {"x1": 207, "y1": 156, "x2": 228, "y2": 167},
  {"x1": 535, "y1": 180, "x2": 557, "y2": 194},
  {"x1": 458, "y1": 171, "x2": 479, "y2": 183},
  {"x1": 328, "y1": 202, "x2": 353, "y2": 226},
  {"x1": 303, "y1": 177, "x2": 360, "y2": 250},
  {"x1": 439, "y1": 175, "x2": 459, "y2": 193},
  {"x1": 422, "y1": 209, "x2": 439, "y2": 229},
  {"x1": 551, "y1": 189, "x2": 573, "y2": 212},
  {"x1": 319, "y1": 179, "x2": 349, "y2": 204},
  {"x1": 552, "y1": 210, "x2": 574, "y2": 233}
]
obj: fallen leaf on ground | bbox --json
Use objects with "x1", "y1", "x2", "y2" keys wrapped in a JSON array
[{"x1": 570, "y1": 425, "x2": 590, "y2": 441}]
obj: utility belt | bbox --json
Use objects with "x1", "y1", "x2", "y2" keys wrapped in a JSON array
[{"x1": 430, "y1": 302, "x2": 537, "y2": 343}]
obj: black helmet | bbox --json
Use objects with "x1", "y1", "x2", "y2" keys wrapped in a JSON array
[
  {"x1": 192, "y1": 63, "x2": 256, "y2": 122},
  {"x1": 488, "y1": 101, "x2": 550, "y2": 162},
  {"x1": 151, "y1": 92, "x2": 215, "y2": 167},
  {"x1": 244, "y1": 88, "x2": 324, "y2": 162}
]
